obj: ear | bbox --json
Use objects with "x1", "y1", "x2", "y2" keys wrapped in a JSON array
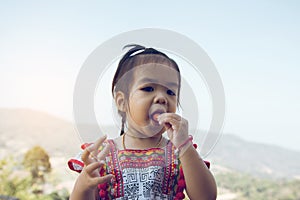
[{"x1": 115, "y1": 91, "x2": 127, "y2": 112}]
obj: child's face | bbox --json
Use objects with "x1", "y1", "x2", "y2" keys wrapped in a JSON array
[{"x1": 125, "y1": 63, "x2": 179, "y2": 136}]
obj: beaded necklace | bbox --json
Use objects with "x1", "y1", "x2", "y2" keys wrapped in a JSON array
[{"x1": 122, "y1": 132, "x2": 163, "y2": 150}]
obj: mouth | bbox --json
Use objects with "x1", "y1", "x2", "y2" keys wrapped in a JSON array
[{"x1": 150, "y1": 110, "x2": 165, "y2": 123}]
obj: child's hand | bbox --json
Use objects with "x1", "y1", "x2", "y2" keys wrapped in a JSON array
[
  {"x1": 75, "y1": 135, "x2": 113, "y2": 193},
  {"x1": 158, "y1": 113, "x2": 189, "y2": 148}
]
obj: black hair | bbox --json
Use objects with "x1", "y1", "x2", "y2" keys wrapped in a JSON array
[{"x1": 112, "y1": 44, "x2": 181, "y2": 135}]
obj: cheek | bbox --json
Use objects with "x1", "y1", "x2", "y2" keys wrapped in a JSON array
[
  {"x1": 128, "y1": 97, "x2": 148, "y2": 118},
  {"x1": 169, "y1": 105, "x2": 177, "y2": 113},
  {"x1": 168, "y1": 97, "x2": 178, "y2": 113}
]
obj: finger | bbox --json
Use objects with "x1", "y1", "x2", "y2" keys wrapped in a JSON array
[
  {"x1": 85, "y1": 160, "x2": 105, "y2": 174},
  {"x1": 82, "y1": 135, "x2": 108, "y2": 164},
  {"x1": 81, "y1": 146, "x2": 100, "y2": 165},
  {"x1": 81, "y1": 148, "x2": 92, "y2": 164},
  {"x1": 93, "y1": 174, "x2": 114, "y2": 185},
  {"x1": 97, "y1": 142, "x2": 110, "y2": 161},
  {"x1": 160, "y1": 117, "x2": 181, "y2": 130},
  {"x1": 86, "y1": 135, "x2": 107, "y2": 155},
  {"x1": 158, "y1": 113, "x2": 182, "y2": 121}
]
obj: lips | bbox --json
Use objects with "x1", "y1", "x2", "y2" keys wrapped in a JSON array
[{"x1": 150, "y1": 110, "x2": 165, "y2": 122}]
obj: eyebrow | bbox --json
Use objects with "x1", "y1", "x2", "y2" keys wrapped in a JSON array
[{"x1": 137, "y1": 78, "x2": 179, "y2": 88}]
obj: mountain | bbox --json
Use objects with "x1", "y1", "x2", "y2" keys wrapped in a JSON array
[
  {"x1": 1, "y1": 108, "x2": 299, "y2": 180},
  {"x1": 207, "y1": 133, "x2": 300, "y2": 179},
  {"x1": 0, "y1": 108, "x2": 81, "y2": 158}
]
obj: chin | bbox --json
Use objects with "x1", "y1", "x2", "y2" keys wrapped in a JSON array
[{"x1": 144, "y1": 126, "x2": 165, "y2": 137}]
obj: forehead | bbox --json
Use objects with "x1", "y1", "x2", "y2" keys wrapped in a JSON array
[{"x1": 133, "y1": 63, "x2": 179, "y2": 87}]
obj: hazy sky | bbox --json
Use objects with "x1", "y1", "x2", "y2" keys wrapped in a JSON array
[{"x1": 1, "y1": 1, "x2": 299, "y2": 151}]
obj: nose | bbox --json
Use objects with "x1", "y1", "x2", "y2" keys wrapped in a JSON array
[{"x1": 154, "y1": 91, "x2": 167, "y2": 105}]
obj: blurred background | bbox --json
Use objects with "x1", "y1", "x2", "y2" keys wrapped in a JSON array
[{"x1": 0, "y1": 1, "x2": 299, "y2": 199}]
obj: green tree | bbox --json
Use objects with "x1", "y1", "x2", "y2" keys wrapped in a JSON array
[
  {"x1": 215, "y1": 171, "x2": 300, "y2": 200},
  {"x1": 1, "y1": 150, "x2": 69, "y2": 200},
  {"x1": 22, "y1": 146, "x2": 51, "y2": 187},
  {"x1": 0, "y1": 156, "x2": 31, "y2": 198}
]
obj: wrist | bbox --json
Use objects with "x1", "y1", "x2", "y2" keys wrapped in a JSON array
[
  {"x1": 177, "y1": 135, "x2": 193, "y2": 149},
  {"x1": 179, "y1": 141, "x2": 193, "y2": 158},
  {"x1": 72, "y1": 180, "x2": 96, "y2": 200},
  {"x1": 175, "y1": 135, "x2": 193, "y2": 156}
]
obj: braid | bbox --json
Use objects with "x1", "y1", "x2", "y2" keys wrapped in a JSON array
[{"x1": 120, "y1": 114, "x2": 126, "y2": 136}]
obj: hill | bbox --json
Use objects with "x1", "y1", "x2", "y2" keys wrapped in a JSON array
[
  {"x1": 207, "y1": 133, "x2": 300, "y2": 179},
  {"x1": 1, "y1": 108, "x2": 300, "y2": 180},
  {"x1": 0, "y1": 108, "x2": 81, "y2": 157}
]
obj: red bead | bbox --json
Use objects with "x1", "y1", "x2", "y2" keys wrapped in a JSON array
[
  {"x1": 176, "y1": 192, "x2": 185, "y2": 199},
  {"x1": 193, "y1": 143, "x2": 198, "y2": 149},
  {"x1": 99, "y1": 189, "x2": 107, "y2": 197},
  {"x1": 98, "y1": 183, "x2": 107, "y2": 190},
  {"x1": 100, "y1": 167, "x2": 106, "y2": 175},
  {"x1": 178, "y1": 179, "x2": 186, "y2": 188}
]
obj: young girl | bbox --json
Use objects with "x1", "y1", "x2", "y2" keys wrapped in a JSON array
[{"x1": 68, "y1": 45, "x2": 217, "y2": 200}]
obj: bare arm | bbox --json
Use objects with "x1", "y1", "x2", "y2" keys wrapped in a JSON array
[
  {"x1": 158, "y1": 113, "x2": 217, "y2": 200},
  {"x1": 179, "y1": 144, "x2": 217, "y2": 200}
]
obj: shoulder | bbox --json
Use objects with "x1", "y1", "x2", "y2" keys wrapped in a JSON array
[{"x1": 110, "y1": 136, "x2": 123, "y2": 150}]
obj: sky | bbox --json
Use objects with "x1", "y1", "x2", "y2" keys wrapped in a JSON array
[{"x1": 0, "y1": 1, "x2": 300, "y2": 151}]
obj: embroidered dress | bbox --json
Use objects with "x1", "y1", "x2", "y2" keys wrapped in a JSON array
[
  {"x1": 68, "y1": 139, "x2": 210, "y2": 200},
  {"x1": 104, "y1": 140, "x2": 181, "y2": 199}
]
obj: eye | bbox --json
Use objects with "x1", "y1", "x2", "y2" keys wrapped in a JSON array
[
  {"x1": 141, "y1": 86, "x2": 154, "y2": 92},
  {"x1": 167, "y1": 89, "x2": 176, "y2": 96}
]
